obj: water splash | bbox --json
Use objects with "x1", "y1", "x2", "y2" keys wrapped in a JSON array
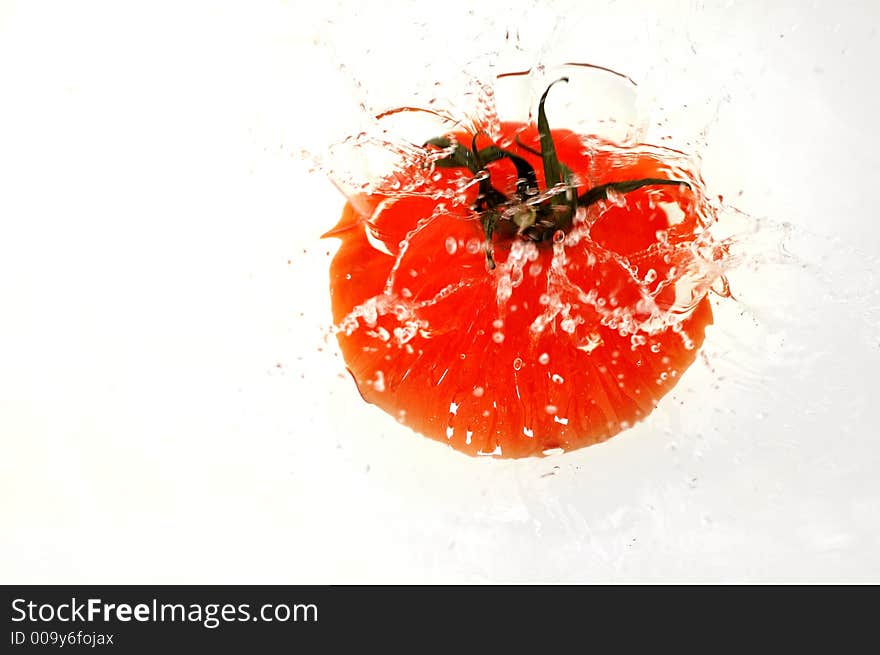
[{"x1": 305, "y1": 14, "x2": 880, "y2": 460}]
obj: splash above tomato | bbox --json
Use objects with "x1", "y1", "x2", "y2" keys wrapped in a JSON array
[{"x1": 324, "y1": 78, "x2": 720, "y2": 458}]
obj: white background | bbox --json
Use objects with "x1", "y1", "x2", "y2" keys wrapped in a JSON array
[{"x1": 2, "y1": 0, "x2": 879, "y2": 582}]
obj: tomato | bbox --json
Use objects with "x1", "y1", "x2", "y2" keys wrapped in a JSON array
[{"x1": 324, "y1": 80, "x2": 717, "y2": 458}]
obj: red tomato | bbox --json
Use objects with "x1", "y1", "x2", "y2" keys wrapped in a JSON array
[{"x1": 324, "y1": 88, "x2": 716, "y2": 458}]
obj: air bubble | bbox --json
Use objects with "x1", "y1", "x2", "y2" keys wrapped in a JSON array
[
  {"x1": 551, "y1": 373, "x2": 564, "y2": 384},
  {"x1": 513, "y1": 357, "x2": 523, "y2": 371}
]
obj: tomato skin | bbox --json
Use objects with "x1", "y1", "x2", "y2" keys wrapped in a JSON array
[{"x1": 327, "y1": 123, "x2": 714, "y2": 458}]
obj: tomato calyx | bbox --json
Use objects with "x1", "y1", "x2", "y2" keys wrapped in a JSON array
[{"x1": 425, "y1": 78, "x2": 692, "y2": 269}]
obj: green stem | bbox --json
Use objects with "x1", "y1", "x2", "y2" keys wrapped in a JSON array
[
  {"x1": 537, "y1": 76, "x2": 569, "y2": 190},
  {"x1": 578, "y1": 178, "x2": 691, "y2": 209}
]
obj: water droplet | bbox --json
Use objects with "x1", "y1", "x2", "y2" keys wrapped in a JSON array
[
  {"x1": 473, "y1": 386, "x2": 484, "y2": 397},
  {"x1": 545, "y1": 404, "x2": 558, "y2": 415},
  {"x1": 496, "y1": 275, "x2": 513, "y2": 304},
  {"x1": 577, "y1": 332, "x2": 602, "y2": 353},
  {"x1": 644, "y1": 268, "x2": 658, "y2": 283},
  {"x1": 606, "y1": 188, "x2": 626, "y2": 207},
  {"x1": 466, "y1": 237, "x2": 481, "y2": 254},
  {"x1": 492, "y1": 331, "x2": 505, "y2": 344},
  {"x1": 513, "y1": 357, "x2": 523, "y2": 371},
  {"x1": 492, "y1": 318, "x2": 504, "y2": 329},
  {"x1": 551, "y1": 373, "x2": 564, "y2": 384},
  {"x1": 373, "y1": 370, "x2": 385, "y2": 392},
  {"x1": 393, "y1": 324, "x2": 417, "y2": 344},
  {"x1": 445, "y1": 236, "x2": 457, "y2": 255},
  {"x1": 538, "y1": 353, "x2": 550, "y2": 365}
]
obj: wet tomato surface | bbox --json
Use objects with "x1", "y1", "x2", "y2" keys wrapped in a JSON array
[{"x1": 325, "y1": 89, "x2": 719, "y2": 458}]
